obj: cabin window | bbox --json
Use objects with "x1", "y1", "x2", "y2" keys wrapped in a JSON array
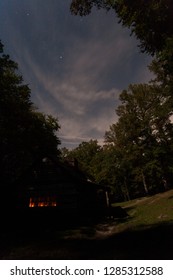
[{"x1": 29, "y1": 196, "x2": 57, "y2": 207}]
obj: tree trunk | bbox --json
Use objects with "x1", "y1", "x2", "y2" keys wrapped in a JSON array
[
  {"x1": 162, "y1": 176, "x2": 169, "y2": 191},
  {"x1": 123, "y1": 177, "x2": 131, "y2": 201},
  {"x1": 142, "y1": 170, "x2": 149, "y2": 195},
  {"x1": 105, "y1": 191, "x2": 110, "y2": 208}
]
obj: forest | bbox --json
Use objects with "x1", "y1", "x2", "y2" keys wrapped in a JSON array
[
  {"x1": 1, "y1": 0, "x2": 173, "y2": 261},
  {"x1": 61, "y1": 0, "x2": 173, "y2": 201},
  {"x1": 1, "y1": 0, "x2": 173, "y2": 205},
  {"x1": 0, "y1": 40, "x2": 61, "y2": 207}
]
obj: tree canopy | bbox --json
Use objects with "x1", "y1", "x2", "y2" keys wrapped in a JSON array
[
  {"x1": 70, "y1": 0, "x2": 173, "y2": 54},
  {"x1": 61, "y1": 139, "x2": 101, "y2": 180},
  {"x1": 0, "y1": 41, "x2": 61, "y2": 186},
  {"x1": 70, "y1": 0, "x2": 173, "y2": 79},
  {"x1": 105, "y1": 83, "x2": 173, "y2": 196},
  {"x1": 63, "y1": 81, "x2": 173, "y2": 201}
]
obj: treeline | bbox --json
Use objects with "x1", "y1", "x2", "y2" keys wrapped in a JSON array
[
  {"x1": 0, "y1": 41, "x2": 61, "y2": 190},
  {"x1": 61, "y1": 76, "x2": 173, "y2": 201},
  {"x1": 60, "y1": 0, "x2": 173, "y2": 201},
  {"x1": 1, "y1": 1, "x2": 173, "y2": 204}
]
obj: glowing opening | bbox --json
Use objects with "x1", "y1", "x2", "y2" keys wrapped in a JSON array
[{"x1": 29, "y1": 196, "x2": 57, "y2": 207}]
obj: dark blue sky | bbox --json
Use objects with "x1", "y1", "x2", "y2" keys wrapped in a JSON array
[{"x1": 0, "y1": 0, "x2": 153, "y2": 148}]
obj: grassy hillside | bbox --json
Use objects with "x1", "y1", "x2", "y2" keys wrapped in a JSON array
[{"x1": 112, "y1": 189, "x2": 173, "y2": 232}]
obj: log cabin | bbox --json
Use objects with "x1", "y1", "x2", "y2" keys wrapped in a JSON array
[{"x1": 13, "y1": 156, "x2": 109, "y2": 220}]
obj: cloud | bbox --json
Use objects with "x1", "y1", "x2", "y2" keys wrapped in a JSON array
[
  {"x1": 0, "y1": 0, "x2": 153, "y2": 148},
  {"x1": 23, "y1": 58, "x2": 120, "y2": 147}
]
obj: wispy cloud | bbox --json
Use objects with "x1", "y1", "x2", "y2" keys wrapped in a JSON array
[{"x1": 0, "y1": 0, "x2": 153, "y2": 148}]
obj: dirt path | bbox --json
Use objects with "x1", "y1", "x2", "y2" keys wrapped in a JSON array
[{"x1": 1, "y1": 218, "x2": 173, "y2": 260}]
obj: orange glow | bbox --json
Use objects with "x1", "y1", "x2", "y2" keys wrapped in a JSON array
[{"x1": 29, "y1": 196, "x2": 57, "y2": 207}]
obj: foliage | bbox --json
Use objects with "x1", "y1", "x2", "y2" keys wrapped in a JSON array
[
  {"x1": 70, "y1": 0, "x2": 173, "y2": 79},
  {"x1": 69, "y1": 2, "x2": 173, "y2": 200},
  {"x1": 70, "y1": 0, "x2": 173, "y2": 54},
  {"x1": 61, "y1": 139, "x2": 101, "y2": 180},
  {"x1": 62, "y1": 83, "x2": 173, "y2": 200},
  {"x1": 0, "y1": 41, "x2": 61, "y2": 185},
  {"x1": 105, "y1": 83, "x2": 173, "y2": 198}
]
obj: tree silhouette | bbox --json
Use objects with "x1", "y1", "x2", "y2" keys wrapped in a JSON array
[{"x1": 0, "y1": 40, "x2": 61, "y2": 207}]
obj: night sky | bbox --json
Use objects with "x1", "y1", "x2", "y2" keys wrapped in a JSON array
[{"x1": 0, "y1": 0, "x2": 153, "y2": 148}]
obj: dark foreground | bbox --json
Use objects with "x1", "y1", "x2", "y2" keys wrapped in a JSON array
[{"x1": 1, "y1": 210, "x2": 173, "y2": 259}]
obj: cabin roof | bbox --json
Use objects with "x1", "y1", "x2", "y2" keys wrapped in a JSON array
[{"x1": 16, "y1": 156, "x2": 101, "y2": 193}]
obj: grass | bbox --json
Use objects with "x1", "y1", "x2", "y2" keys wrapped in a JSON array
[
  {"x1": 1, "y1": 189, "x2": 173, "y2": 259},
  {"x1": 112, "y1": 189, "x2": 173, "y2": 231}
]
